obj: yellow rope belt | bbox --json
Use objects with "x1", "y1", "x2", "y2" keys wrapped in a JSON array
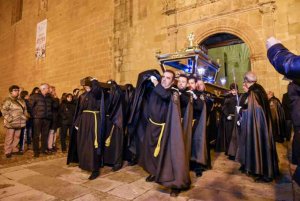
[
  {"x1": 105, "y1": 125, "x2": 115, "y2": 147},
  {"x1": 149, "y1": 118, "x2": 165, "y2": 157},
  {"x1": 83, "y1": 110, "x2": 99, "y2": 148}
]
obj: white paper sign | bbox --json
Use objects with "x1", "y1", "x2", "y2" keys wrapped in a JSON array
[{"x1": 35, "y1": 19, "x2": 47, "y2": 59}]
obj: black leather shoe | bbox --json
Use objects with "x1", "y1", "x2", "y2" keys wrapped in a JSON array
[
  {"x1": 228, "y1": 155, "x2": 235, "y2": 161},
  {"x1": 195, "y1": 170, "x2": 202, "y2": 177},
  {"x1": 239, "y1": 165, "x2": 246, "y2": 173},
  {"x1": 170, "y1": 189, "x2": 181, "y2": 197},
  {"x1": 34, "y1": 153, "x2": 39, "y2": 158},
  {"x1": 128, "y1": 155, "x2": 137, "y2": 166},
  {"x1": 112, "y1": 163, "x2": 122, "y2": 172},
  {"x1": 145, "y1": 175, "x2": 155, "y2": 182},
  {"x1": 128, "y1": 160, "x2": 137, "y2": 166},
  {"x1": 88, "y1": 171, "x2": 100, "y2": 180}
]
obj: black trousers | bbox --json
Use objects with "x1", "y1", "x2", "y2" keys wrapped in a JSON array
[
  {"x1": 285, "y1": 120, "x2": 293, "y2": 141},
  {"x1": 292, "y1": 126, "x2": 300, "y2": 165},
  {"x1": 19, "y1": 123, "x2": 32, "y2": 151},
  {"x1": 60, "y1": 124, "x2": 72, "y2": 151},
  {"x1": 19, "y1": 127, "x2": 26, "y2": 151},
  {"x1": 33, "y1": 119, "x2": 51, "y2": 154}
]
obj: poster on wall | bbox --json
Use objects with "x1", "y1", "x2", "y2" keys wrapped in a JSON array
[{"x1": 35, "y1": 19, "x2": 47, "y2": 59}]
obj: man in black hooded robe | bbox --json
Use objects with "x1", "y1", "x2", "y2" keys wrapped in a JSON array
[
  {"x1": 192, "y1": 79, "x2": 212, "y2": 173},
  {"x1": 67, "y1": 77, "x2": 105, "y2": 180},
  {"x1": 177, "y1": 74, "x2": 193, "y2": 170},
  {"x1": 127, "y1": 69, "x2": 161, "y2": 165},
  {"x1": 177, "y1": 74, "x2": 192, "y2": 135},
  {"x1": 227, "y1": 89, "x2": 248, "y2": 160},
  {"x1": 216, "y1": 83, "x2": 238, "y2": 154},
  {"x1": 267, "y1": 91, "x2": 286, "y2": 143},
  {"x1": 103, "y1": 81, "x2": 125, "y2": 171},
  {"x1": 123, "y1": 84, "x2": 135, "y2": 163},
  {"x1": 236, "y1": 72, "x2": 279, "y2": 182},
  {"x1": 139, "y1": 70, "x2": 190, "y2": 197}
]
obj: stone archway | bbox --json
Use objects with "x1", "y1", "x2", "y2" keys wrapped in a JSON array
[{"x1": 194, "y1": 17, "x2": 266, "y2": 71}]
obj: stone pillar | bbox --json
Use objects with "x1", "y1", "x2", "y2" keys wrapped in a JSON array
[{"x1": 113, "y1": 0, "x2": 130, "y2": 83}]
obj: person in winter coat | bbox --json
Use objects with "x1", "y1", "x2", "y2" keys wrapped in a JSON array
[
  {"x1": 29, "y1": 83, "x2": 53, "y2": 157},
  {"x1": 59, "y1": 93, "x2": 76, "y2": 152},
  {"x1": 1, "y1": 85, "x2": 28, "y2": 158}
]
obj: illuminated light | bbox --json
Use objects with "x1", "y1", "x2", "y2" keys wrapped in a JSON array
[
  {"x1": 198, "y1": 67, "x2": 205, "y2": 75},
  {"x1": 220, "y1": 77, "x2": 226, "y2": 86}
]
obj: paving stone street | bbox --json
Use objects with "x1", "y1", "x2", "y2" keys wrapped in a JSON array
[{"x1": 0, "y1": 138, "x2": 299, "y2": 201}]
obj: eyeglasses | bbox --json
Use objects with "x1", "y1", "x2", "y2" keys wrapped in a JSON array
[{"x1": 12, "y1": 89, "x2": 20, "y2": 92}]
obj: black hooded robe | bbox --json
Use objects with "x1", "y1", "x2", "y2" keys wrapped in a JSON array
[
  {"x1": 216, "y1": 94, "x2": 237, "y2": 153},
  {"x1": 190, "y1": 99, "x2": 210, "y2": 169},
  {"x1": 156, "y1": 91, "x2": 191, "y2": 189},
  {"x1": 236, "y1": 83, "x2": 279, "y2": 179},
  {"x1": 103, "y1": 82, "x2": 125, "y2": 167},
  {"x1": 127, "y1": 70, "x2": 161, "y2": 161},
  {"x1": 179, "y1": 90, "x2": 193, "y2": 168},
  {"x1": 139, "y1": 84, "x2": 190, "y2": 189},
  {"x1": 269, "y1": 96, "x2": 286, "y2": 143},
  {"x1": 67, "y1": 80, "x2": 105, "y2": 172},
  {"x1": 123, "y1": 84, "x2": 135, "y2": 162},
  {"x1": 192, "y1": 91, "x2": 211, "y2": 170},
  {"x1": 227, "y1": 93, "x2": 248, "y2": 159}
]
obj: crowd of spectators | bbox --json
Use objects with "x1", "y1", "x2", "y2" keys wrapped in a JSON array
[{"x1": 1, "y1": 83, "x2": 78, "y2": 158}]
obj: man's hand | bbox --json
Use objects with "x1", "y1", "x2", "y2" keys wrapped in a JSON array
[
  {"x1": 227, "y1": 116, "x2": 232, "y2": 120},
  {"x1": 236, "y1": 106, "x2": 242, "y2": 114},
  {"x1": 171, "y1": 87, "x2": 180, "y2": 94},
  {"x1": 266, "y1": 37, "x2": 281, "y2": 49},
  {"x1": 186, "y1": 90, "x2": 197, "y2": 100},
  {"x1": 150, "y1": 76, "x2": 159, "y2": 86}
]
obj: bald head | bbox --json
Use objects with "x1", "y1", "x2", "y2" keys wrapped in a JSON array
[
  {"x1": 243, "y1": 71, "x2": 257, "y2": 92},
  {"x1": 39, "y1": 83, "x2": 49, "y2": 96},
  {"x1": 244, "y1": 71, "x2": 257, "y2": 83}
]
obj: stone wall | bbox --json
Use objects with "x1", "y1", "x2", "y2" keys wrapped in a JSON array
[
  {"x1": 0, "y1": 0, "x2": 299, "y2": 99},
  {"x1": 117, "y1": 0, "x2": 300, "y2": 98},
  {"x1": 0, "y1": 0, "x2": 114, "y2": 98}
]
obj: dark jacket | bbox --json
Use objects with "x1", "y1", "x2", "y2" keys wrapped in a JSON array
[
  {"x1": 267, "y1": 43, "x2": 300, "y2": 82},
  {"x1": 29, "y1": 93, "x2": 53, "y2": 119},
  {"x1": 267, "y1": 43, "x2": 300, "y2": 127},
  {"x1": 59, "y1": 100, "x2": 76, "y2": 125},
  {"x1": 282, "y1": 92, "x2": 291, "y2": 120},
  {"x1": 288, "y1": 82, "x2": 300, "y2": 127}
]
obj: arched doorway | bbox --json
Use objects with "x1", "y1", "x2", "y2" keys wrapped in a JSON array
[
  {"x1": 199, "y1": 33, "x2": 251, "y2": 89},
  {"x1": 191, "y1": 17, "x2": 271, "y2": 91}
]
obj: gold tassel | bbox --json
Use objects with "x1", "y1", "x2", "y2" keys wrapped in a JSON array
[
  {"x1": 105, "y1": 125, "x2": 115, "y2": 147},
  {"x1": 83, "y1": 110, "x2": 99, "y2": 148},
  {"x1": 192, "y1": 119, "x2": 196, "y2": 126},
  {"x1": 149, "y1": 118, "x2": 165, "y2": 157}
]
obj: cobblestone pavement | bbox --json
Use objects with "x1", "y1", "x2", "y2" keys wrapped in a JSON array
[{"x1": 0, "y1": 139, "x2": 299, "y2": 201}]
